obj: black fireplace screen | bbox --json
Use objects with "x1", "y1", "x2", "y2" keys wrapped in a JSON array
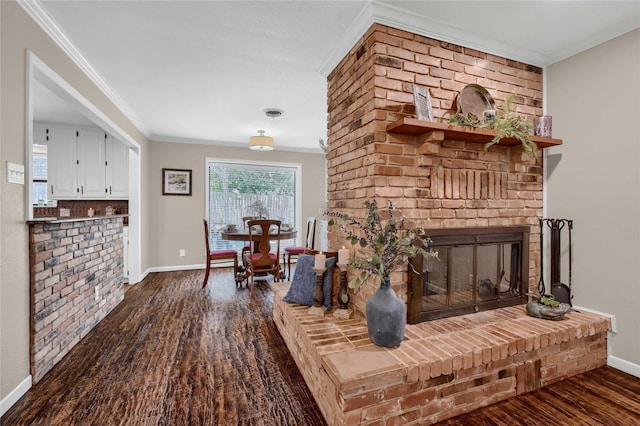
[{"x1": 408, "y1": 226, "x2": 529, "y2": 323}]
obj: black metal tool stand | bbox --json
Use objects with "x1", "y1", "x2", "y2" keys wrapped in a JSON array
[{"x1": 540, "y1": 218, "x2": 574, "y2": 305}]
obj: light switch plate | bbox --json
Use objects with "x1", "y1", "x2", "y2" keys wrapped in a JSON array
[{"x1": 6, "y1": 161, "x2": 25, "y2": 184}]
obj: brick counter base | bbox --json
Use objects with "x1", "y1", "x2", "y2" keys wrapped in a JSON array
[
  {"x1": 271, "y1": 282, "x2": 610, "y2": 425},
  {"x1": 29, "y1": 217, "x2": 124, "y2": 383}
]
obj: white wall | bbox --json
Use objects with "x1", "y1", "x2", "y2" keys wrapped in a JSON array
[
  {"x1": 546, "y1": 28, "x2": 640, "y2": 369},
  {"x1": 0, "y1": 1, "x2": 150, "y2": 409},
  {"x1": 146, "y1": 141, "x2": 327, "y2": 271}
]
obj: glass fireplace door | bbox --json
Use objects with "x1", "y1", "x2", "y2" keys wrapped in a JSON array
[{"x1": 408, "y1": 226, "x2": 529, "y2": 323}]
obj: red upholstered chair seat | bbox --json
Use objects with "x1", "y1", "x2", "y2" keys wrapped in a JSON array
[
  {"x1": 211, "y1": 249, "x2": 238, "y2": 258},
  {"x1": 285, "y1": 246, "x2": 305, "y2": 255},
  {"x1": 250, "y1": 252, "x2": 278, "y2": 262}
]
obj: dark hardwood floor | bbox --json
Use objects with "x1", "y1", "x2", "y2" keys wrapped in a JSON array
[
  {"x1": 2, "y1": 268, "x2": 639, "y2": 425},
  {"x1": 2, "y1": 269, "x2": 326, "y2": 425},
  {"x1": 433, "y1": 366, "x2": 640, "y2": 425}
]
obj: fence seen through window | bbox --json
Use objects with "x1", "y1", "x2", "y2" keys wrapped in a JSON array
[{"x1": 206, "y1": 159, "x2": 300, "y2": 252}]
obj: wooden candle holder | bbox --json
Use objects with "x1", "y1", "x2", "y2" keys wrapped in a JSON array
[{"x1": 309, "y1": 267, "x2": 327, "y2": 317}]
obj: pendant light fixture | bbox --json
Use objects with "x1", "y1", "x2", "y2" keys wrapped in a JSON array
[{"x1": 249, "y1": 130, "x2": 274, "y2": 151}]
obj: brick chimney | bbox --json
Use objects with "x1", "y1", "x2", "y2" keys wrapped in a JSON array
[{"x1": 325, "y1": 24, "x2": 545, "y2": 317}]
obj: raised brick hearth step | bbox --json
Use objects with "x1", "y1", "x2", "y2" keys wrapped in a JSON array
[{"x1": 271, "y1": 282, "x2": 610, "y2": 425}]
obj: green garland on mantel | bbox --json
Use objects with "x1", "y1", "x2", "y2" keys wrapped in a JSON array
[{"x1": 449, "y1": 94, "x2": 538, "y2": 159}]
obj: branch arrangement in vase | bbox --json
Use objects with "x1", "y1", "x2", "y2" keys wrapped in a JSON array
[{"x1": 325, "y1": 199, "x2": 438, "y2": 293}]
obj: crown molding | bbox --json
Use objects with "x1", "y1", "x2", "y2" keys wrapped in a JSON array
[
  {"x1": 316, "y1": 0, "x2": 547, "y2": 77},
  {"x1": 370, "y1": 1, "x2": 547, "y2": 67},
  {"x1": 18, "y1": 0, "x2": 150, "y2": 138},
  {"x1": 316, "y1": 2, "x2": 375, "y2": 77}
]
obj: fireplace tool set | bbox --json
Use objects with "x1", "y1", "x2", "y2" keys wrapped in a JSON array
[{"x1": 538, "y1": 218, "x2": 574, "y2": 306}]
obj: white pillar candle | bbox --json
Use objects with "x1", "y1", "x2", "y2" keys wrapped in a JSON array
[
  {"x1": 314, "y1": 252, "x2": 326, "y2": 269},
  {"x1": 338, "y1": 247, "x2": 349, "y2": 264}
]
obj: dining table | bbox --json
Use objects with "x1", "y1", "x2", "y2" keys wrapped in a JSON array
[
  {"x1": 220, "y1": 228, "x2": 297, "y2": 244},
  {"x1": 221, "y1": 227, "x2": 297, "y2": 281}
]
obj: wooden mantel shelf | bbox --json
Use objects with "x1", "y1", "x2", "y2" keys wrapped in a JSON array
[{"x1": 387, "y1": 117, "x2": 563, "y2": 149}]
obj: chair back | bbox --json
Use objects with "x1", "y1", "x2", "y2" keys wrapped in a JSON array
[
  {"x1": 242, "y1": 216, "x2": 256, "y2": 230},
  {"x1": 248, "y1": 219, "x2": 281, "y2": 269},
  {"x1": 304, "y1": 217, "x2": 317, "y2": 250},
  {"x1": 203, "y1": 219, "x2": 211, "y2": 255}
]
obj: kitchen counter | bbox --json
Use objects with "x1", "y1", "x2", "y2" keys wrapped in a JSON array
[{"x1": 27, "y1": 214, "x2": 128, "y2": 224}]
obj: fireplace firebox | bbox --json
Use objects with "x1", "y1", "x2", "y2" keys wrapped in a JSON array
[{"x1": 409, "y1": 226, "x2": 530, "y2": 323}]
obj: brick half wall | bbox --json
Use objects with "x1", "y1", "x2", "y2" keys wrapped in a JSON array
[{"x1": 28, "y1": 216, "x2": 125, "y2": 382}]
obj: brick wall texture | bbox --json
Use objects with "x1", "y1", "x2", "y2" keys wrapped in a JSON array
[
  {"x1": 29, "y1": 217, "x2": 125, "y2": 382},
  {"x1": 272, "y1": 282, "x2": 610, "y2": 425},
  {"x1": 326, "y1": 24, "x2": 545, "y2": 315}
]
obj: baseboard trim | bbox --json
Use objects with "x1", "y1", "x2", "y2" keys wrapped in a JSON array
[
  {"x1": 146, "y1": 262, "x2": 240, "y2": 273},
  {"x1": 608, "y1": 355, "x2": 640, "y2": 378},
  {"x1": 572, "y1": 305, "x2": 639, "y2": 378},
  {"x1": 146, "y1": 264, "x2": 205, "y2": 274},
  {"x1": 0, "y1": 375, "x2": 31, "y2": 417},
  {"x1": 573, "y1": 305, "x2": 616, "y2": 332}
]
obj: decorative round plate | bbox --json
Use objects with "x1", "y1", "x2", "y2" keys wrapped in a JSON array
[{"x1": 457, "y1": 84, "x2": 496, "y2": 119}]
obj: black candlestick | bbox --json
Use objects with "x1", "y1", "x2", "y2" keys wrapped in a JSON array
[{"x1": 337, "y1": 264, "x2": 349, "y2": 310}]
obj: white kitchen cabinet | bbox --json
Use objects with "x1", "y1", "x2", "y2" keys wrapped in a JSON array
[
  {"x1": 47, "y1": 127, "x2": 78, "y2": 198},
  {"x1": 44, "y1": 124, "x2": 128, "y2": 200},
  {"x1": 77, "y1": 129, "x2": 107, "y2": 198},
  {"x1": 33, "y1": 123, "x2": 49, "y2": 144},
  {"x1": 105, "y1": 135, "x2": 129, "y2": 198}
]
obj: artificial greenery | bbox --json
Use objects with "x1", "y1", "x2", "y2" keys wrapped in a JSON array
[
  {"x1": 319, "y1": 138, "x2": 328, "y2": 153},
  {"x1": 326, "y1": 199, "x2": 438, "y2": 294},
  {"x1": 448, "y1": 111, "x2": 481, "y2": 128},
  {"x1": 539, "y1": 295, "x2": 561, "y2": 308},
  {"x1": 449, "y1": 94, "x2": 538, "y2": 158}
]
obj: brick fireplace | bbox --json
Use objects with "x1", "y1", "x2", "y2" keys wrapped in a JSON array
[
  {"x1": 326, "y1": 24, "x2": 551, "y2": 317},
  {"x1": 273, "y1": 24, "x2": 609, "y2": 425}
]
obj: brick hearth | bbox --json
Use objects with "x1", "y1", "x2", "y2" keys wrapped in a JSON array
[{"x1": 272, "y1": 282, "x2": 610, "y2": 425}]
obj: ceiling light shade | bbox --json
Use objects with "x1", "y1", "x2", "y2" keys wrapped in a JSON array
[{"x1": 249, "y1": 130, "x2": 274, "y2": 151}]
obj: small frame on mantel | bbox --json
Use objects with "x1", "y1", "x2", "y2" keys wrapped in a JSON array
[
  {"x1": 413, "y1": 84, "x2": 434, "y2": 121},
  {"x1": 162, "y1": 168, "x2": 192, "y2": 196}
]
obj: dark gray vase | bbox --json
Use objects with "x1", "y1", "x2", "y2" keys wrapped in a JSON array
[{"x1": 365, "y1": 276, "x2": 406, "y2": 347}]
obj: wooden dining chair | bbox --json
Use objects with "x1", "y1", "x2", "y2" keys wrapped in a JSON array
[
  {"x1": 284, "y1": 217, "x2": 316, "y2": 280},
  {"x1": 240, "y1": 216, "x2": 255, "y2": 268},
  {"x1": 246, "y1": 219, "x2": 281, "y2": 288},
  {"x1": 203, "y1": 219, "x2": 238, "y2": 288}
]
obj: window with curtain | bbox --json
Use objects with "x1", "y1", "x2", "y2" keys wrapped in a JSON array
[{"x1": 206, "y1": 158, "x2": 301, "y2": 252}]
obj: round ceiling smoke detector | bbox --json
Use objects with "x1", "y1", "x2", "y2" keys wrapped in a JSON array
[{"x1": 264, "y1": 108, "x2": 284, "y2": 118}]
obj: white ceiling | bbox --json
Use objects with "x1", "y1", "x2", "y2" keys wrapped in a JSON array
[{"x1": 25, "y1": 1, "x2": 640, "y2": 153}]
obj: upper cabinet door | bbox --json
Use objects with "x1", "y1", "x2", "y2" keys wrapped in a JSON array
[
  {"x1": 44, "y1": 124, "x2": 129, "y2": 200},
  {"x1": 105, "y1": 135, "x2": 129, "y2": 198},
  {"x1": 48, "y1": 127, "x2": 78, "y2": 199},
  {"x1": 33, "y1": 124, "x2": 49, "y2": 144},
  {"x1": 77, "y1": 130, "x2": 106, "y2": 198}
]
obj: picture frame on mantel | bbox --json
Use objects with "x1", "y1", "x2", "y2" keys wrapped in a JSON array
[
  {"x1": 162, "y1": 168, "x2": 192, "y2": 196},
  {"x1": 413, "y1": 84, "x2": 433, "y2": 121}
]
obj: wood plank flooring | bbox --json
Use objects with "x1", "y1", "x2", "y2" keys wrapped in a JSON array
[
  {"x1": 2, "y1": 269, "x2": 325, "y2": 425},
  {"x1": 2, "y1": 268, "x2": 639, "y2": 425}
]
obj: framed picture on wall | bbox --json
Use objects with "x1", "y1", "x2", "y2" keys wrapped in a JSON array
[{"x1": 162, "y1": 168, "x2": 192, "y2": 196}]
